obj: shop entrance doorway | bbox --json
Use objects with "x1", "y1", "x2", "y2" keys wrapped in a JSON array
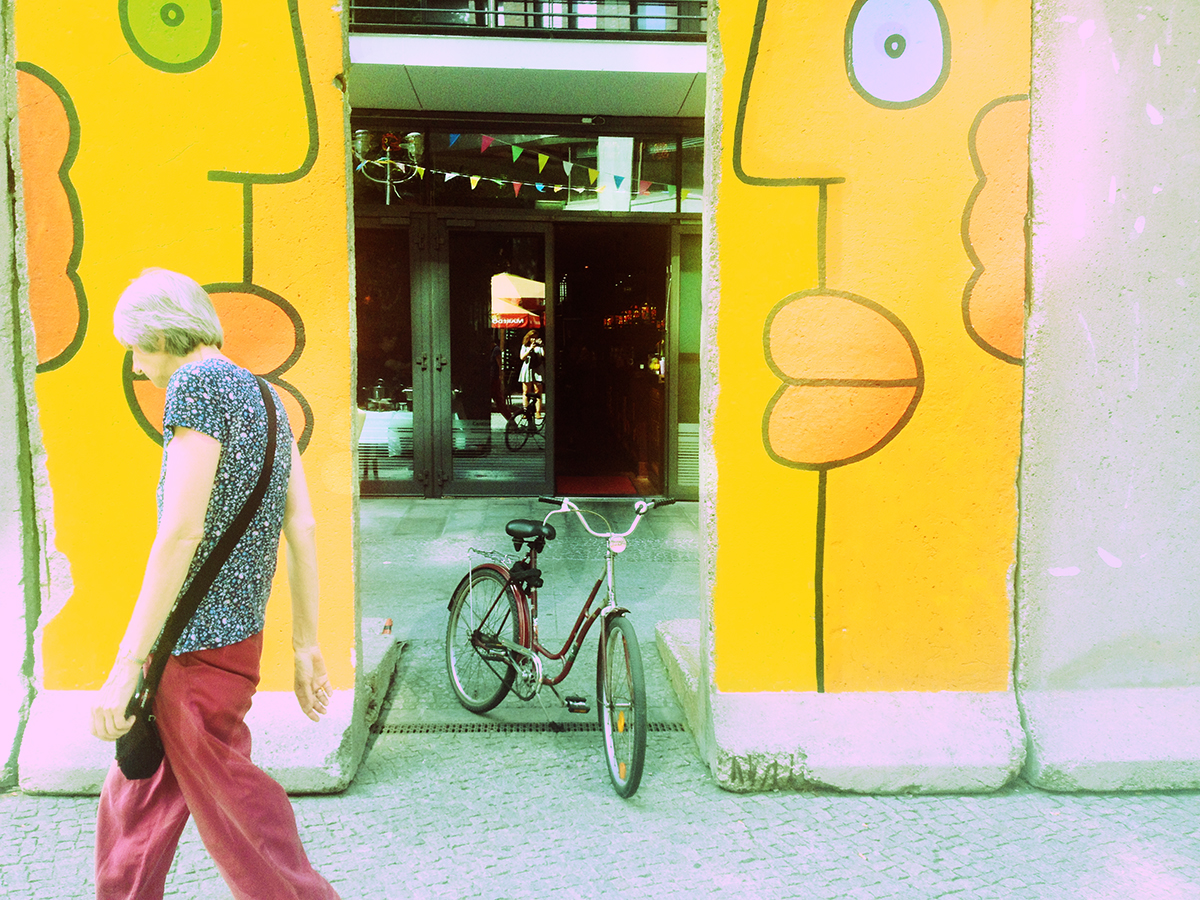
[
  {"x1": 355, "y1": 216, "x2": 694, "y2": 498},
  {"x1": 553, "y1": 223, "x2": 669, "y2": 496}
]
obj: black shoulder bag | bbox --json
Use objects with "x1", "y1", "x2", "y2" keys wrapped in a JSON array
[{"x1": 116, "y1": 377, "x2": 277, "y2": 780}]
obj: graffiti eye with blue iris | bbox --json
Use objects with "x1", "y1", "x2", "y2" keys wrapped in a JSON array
[{"x1": 845, "y1": 0, "x2": 950, "y2": 109}]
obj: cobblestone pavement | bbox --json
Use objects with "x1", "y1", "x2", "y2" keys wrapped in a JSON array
[
  {"x1": 6, "y1": 498, "x2": 1200, "y2": 898},
  {"x1": 4, "y1": 712, "x2": 1200, "y2": 898}
]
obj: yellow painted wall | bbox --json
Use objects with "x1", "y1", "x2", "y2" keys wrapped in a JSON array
[
  {"x1": 16, "y1": 1, "x2": 354, "y2": 691},
  {"x1": 714, "y1": 0, "x2": 1030, "y2": 692}
]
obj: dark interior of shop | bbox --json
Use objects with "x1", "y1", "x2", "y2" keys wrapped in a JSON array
[{"x1": 553, "y1": 223, "x2": 667, "y2": 493}]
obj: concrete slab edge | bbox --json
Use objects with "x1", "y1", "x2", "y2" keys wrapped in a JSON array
[
  {"x1": 655, "y1": 619, "x2": 703, "y2": 738},
  {"x1": 1020, "y1": 687, "x2": 1200, "y2": 791},
  {"x1": 16, "y1": 632, "x2": 404, "y2": 796},
  {"x1": 656, "y1": 619, "x2": 1025, "y2": 794}
]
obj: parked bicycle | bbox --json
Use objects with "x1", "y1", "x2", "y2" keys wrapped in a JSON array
[
  {"x1": 504, "y1": 402, "x2": 542, "y2": 451},
  {"x1": 445, "y1": 495, "x2": 674, "y2": 797}
]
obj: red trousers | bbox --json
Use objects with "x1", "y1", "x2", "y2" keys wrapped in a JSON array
[{"x1": 95, "y1": 632, "x2": 340, "y2": 900}]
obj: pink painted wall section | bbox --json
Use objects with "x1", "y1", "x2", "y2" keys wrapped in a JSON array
[{"x1": 15, "y1": 2, "x2": 355, "y2": 693}]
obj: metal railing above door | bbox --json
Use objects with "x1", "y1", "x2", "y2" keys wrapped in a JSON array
[{"x1": 349, "y1": 0, "x2": 707, "y2": 40}]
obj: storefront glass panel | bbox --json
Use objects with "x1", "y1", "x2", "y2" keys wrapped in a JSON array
[
  {"x1": 355, "y1": 226, "x2": 417, "y2": 494},
  {"x1": 445, "y1": 229, "x2": 551, "y2": 492}
]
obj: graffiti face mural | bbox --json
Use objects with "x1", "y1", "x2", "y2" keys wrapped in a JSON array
[
  {"x1": 17, "y1": 1, "x2": 353, "y2": 690},
  {"x1": 714, "y1": 0, "x2": 1030, "y2": 692}
]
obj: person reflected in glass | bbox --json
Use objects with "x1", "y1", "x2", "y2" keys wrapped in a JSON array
[
  {"x1": 518, "y1": 329, "x2": 545, "y2": 419},
  {"x1": 489, "y1": 339, "x2": 512, "y2": 422}
]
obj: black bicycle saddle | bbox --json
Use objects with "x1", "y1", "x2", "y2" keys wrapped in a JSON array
[{"x1": 506, "y1": 519, "x2": 556, "y2": 543}]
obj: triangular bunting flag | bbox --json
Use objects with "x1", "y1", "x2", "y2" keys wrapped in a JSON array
[
  {"x1": 563, "y1": 161, "x2": 574, "y2": 177},
  {"x1": 444, "y1": 172, "x2": 459, "y2": 182},
  {"x1": 512, "y1": 146, "x2": 524, "y2": 162},
  {"x1": 681, "y1": 189, "x2": 691, "y2": 201},
  {"x1": 449, "y1": 134, "x2": 460, "y2": 146},
  {"x1": 470, "y1": 175, "x2": 481, "y2": 189},
  {"x1": 639, "y1": 180, "x2": 652, "y2": 195},
  {"x1": 588, "y1": 168, "x2": 599, "y2": 184},
  {"x1": 614, "y1": 175, "x2": 625, "y2": 190},
  {"x1": 538, "y1": 154, "x2": 549, "y2": 172},
  {"x1": 416, "y1": 167, "x2": 425, "y2": 178},
  {"x1": 481, "y1": 135, "x2": 494, "y2": 153},
  {"x1": 513, "y1": 182, "x2": 523, "y2": 196},
  {"x1": 535, "y1": 183, "x2": 544, "y2": 192},
  {"x1": 553, "y1": 184, "x2": 564, "y2": 192}
]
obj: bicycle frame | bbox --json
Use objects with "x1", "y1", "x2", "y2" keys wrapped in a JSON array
[{"x1": 483, "y1": 498, "x2": 654, "y2": 689}]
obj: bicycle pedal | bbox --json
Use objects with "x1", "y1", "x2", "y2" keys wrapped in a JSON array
[{"x1": 565, "y1": 696, "x2": 590, "y2": 714}]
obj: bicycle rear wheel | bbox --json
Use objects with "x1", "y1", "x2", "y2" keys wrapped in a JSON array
[
  {"x1": 446, "y1": 567, "x2": 521, "y2": 713},
  {"x1": 505, "y1": 411, "x2": 532, "y2": 451},
  {"x1": 596, "y1": 614, "x2": 647, "y2": 798}
]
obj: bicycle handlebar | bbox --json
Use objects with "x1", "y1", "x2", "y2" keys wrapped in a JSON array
[{"x1": 537, "y1": 495, "x2": 675, "y2": 540}]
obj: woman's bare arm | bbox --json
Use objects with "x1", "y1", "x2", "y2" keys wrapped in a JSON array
[
  {"x1": 91, "y1": 427, "x2": 220, "y2": 741},
  {"x1": 283, "y1": 441, "x2": 332, "y2": 722}
]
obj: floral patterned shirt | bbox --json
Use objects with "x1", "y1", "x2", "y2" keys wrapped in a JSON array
[{"x1": 157, "y1": 357, "x2": 292, "y2": 654}]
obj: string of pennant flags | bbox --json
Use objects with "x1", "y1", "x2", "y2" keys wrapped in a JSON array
[{"x1": 360, "y1": 131, "x2": 693, "y2": 200}]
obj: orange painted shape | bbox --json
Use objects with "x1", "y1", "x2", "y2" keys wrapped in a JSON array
[
  {"x1": 128, "y1": 290, "x2": 306, "y2": 443},
  {"x1": 132, "y1": 379, "x2": 165, "y2": 437},
  {"x1": 965, "y1": 98, "x2": 1030, "y2": 362},
  {"x1": 766, "y1": 384, "x2": 919, "y2": 467},
  {"x1": 210, "y1": 291, "x2": 299, "y2": 375},
  {"x1": 17, "y1": 69, "x2": 82, "y2": 367},
  {"x1": 767, "y1": 293, "x2": 920, "y2": 382},
  {"x1": 272, "y1": 382, "x2": 306, "y2": 446}
]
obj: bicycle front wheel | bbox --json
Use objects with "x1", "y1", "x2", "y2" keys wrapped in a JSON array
[
  {"x1": 446, "y1": 567, "x2": 521, "y2": 713},
  {"x1": 597, "y1": 614, "x2": 647, "y2": 798},
  {"x1": 505, "y1": 411, "x2": 532, "y2": 451}
]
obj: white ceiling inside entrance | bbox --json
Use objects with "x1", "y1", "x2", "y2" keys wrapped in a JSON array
[{"x1": 348, "y1": 34, "x2": 706, "y2": 118}]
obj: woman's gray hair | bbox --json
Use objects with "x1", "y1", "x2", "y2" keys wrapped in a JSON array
[{"x1": 113, "y1": 268, "x2": 224, "y2": 356}]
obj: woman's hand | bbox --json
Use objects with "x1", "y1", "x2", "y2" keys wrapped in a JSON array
[
  {"x1": 294, "y1": 645, "x2": 333, "y2": 722},
  {"x1": 90, "y1": 657, "x2": 142, "y2": 741}
]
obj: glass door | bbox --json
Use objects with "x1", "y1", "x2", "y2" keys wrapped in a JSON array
[
  {"x1": 667, "y1": 224, "x2": 702, "y2": 500},
  {"x1": 355, "y1": 225, "x2": 420, "y2": 495},
  {"x1": 434, "y1": 223, "x2": 553, "y2": 496}
]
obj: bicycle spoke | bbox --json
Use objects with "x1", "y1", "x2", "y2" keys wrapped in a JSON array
[
  {"x1": 447, "y1": 568, "x2": 521, "y2": 713},
  {"x1": 597, "y1": 615, "x2": 647, "y2": 798}
]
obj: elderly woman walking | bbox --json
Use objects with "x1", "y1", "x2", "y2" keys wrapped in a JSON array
[{"x1": 90, "y1": 269, "x2": 341, "y2": 899}]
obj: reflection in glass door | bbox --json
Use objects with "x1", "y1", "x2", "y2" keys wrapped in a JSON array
[
  {"x1": 440, "y1": 227, "x2": 552, "y2": 495},
  {"x1": 355, "y1": 226, "x2": 418, "y2": 495},
  {"x1": 667, "y1": 225, "x2": 702, "y2": 500}
]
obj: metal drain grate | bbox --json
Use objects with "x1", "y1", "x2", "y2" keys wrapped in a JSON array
[{"x1": 373, "y1": 721, "x2": 687, "y2": 735}]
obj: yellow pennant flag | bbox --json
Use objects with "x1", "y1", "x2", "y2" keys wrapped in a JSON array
[
  {"x1": 538, "y1": 154, "x2": 549, "y2": 172},
  {"x1": 588, "y1": 168, "x2": 599, "y2": 185},
  {"x1": 470, "y1": 175, "x2": 481, "y2": 189}
]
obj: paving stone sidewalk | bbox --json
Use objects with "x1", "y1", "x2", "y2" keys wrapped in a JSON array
[
  {"x1": 3, "y1": 726, "x2": 1200, "y2": 899},
  {"x1": 5, "y1": 498, "x2": 1199, "y2": 897}
]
